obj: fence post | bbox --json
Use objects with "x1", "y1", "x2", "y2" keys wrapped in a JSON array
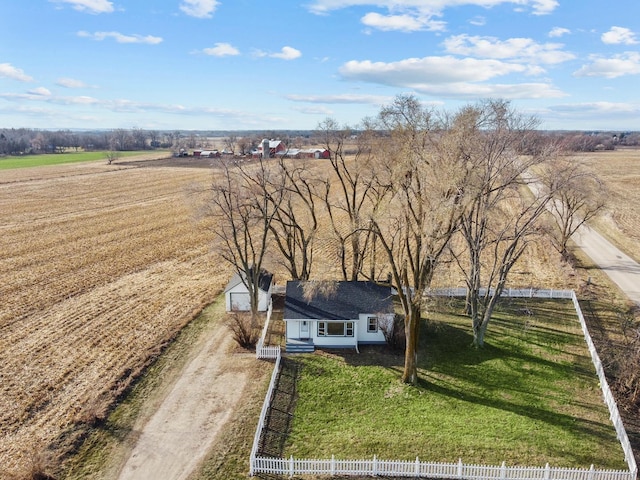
[
  {"x1": 289, "y1": 455, "x2": 294, "y2": 478},
  {"x1": 372, "y1": 455, "x2": 378, "y2": 476},
  {"x1": 588, "y1": 464, "x2": 595, "y2": 480},
  {"x1": 544, "y1": 463, "x2": 550, "y2": 480},
  {"x1": 415, "y1": 456, "x2": 420, "y2": 476},
  {"x1": 500, "y1": 461, "x2": 507, "y2": 480},
  {"x1": 331, "y1": 454, "x2": 336, "y2": 475},
  {"x1": 458, "y1": 458, "x2": 464, "y2": 478}
]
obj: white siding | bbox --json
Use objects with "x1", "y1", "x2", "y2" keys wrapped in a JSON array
[{"x1": 225, "y1": 282, "x2": 271, "y2": 312}]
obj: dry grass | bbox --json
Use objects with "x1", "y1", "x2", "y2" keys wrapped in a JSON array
[
  {"x1": 578, "y1": 148, "x2": 640, "y2": 263},
  {"x1": 0, "y1": 153, "x2": 575, "y2": 478}
]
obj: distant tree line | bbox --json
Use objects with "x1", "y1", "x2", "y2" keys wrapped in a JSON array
[{"x1": 2, "y1": 126, "x2": 637, "y2": 157}]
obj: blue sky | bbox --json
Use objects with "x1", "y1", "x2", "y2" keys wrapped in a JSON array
[{"x1": 1, "y1": 0, "x2": 639, "y2": 131}]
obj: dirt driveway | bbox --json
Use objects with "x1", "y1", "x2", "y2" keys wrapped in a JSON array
[{"x1": 113, "y1": 322, "x2": 252, "y2": 480}]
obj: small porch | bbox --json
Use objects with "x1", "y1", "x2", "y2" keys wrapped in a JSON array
[{"x1": 285, "y1": 338, "x2": 315, "y2": 353}]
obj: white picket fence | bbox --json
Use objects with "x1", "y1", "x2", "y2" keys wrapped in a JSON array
[
  {"x1": 249, "y1": 288, "x2": 638, "y2": 480},
  {"x1": 253, "y1": 455, "x2": 632, "y2": 480}
]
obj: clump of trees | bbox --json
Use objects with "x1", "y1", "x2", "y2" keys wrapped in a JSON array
[{"x1": 205, "y1": 95, "x2": 607, "y2": 384}]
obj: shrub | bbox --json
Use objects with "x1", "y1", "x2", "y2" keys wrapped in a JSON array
[
  {"x1": 226, "y1": 312, "x2": 259, "y2": 349},
  {"x1": 379, "y1": 314, "x2": 405, "y2": 351}
]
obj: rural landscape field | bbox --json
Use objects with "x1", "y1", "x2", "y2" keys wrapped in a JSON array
[{"x1": 1, "y1": 148, "x2": 638, "y2": 478}]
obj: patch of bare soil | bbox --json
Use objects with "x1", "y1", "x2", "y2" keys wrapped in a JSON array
[{"x1": 112, "y1": 323, "x2": 253, "y2": 480}]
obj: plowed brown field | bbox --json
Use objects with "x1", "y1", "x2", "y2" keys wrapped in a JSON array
[{"x1": 0, "y1": 157, "x2": 226, "y2": 477}]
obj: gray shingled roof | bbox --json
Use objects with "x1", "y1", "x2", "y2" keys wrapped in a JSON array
[
  {"x1": 224, "y1": 267, "x2": 273, "y2": 293},
  {"x1": 284, "y1": 281, "x2": 394, "y2": 320}
]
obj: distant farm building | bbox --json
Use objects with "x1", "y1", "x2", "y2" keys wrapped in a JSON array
[
  {"x1": 258, "y1": 139, "x2": 286, "y2": 158},
  {"x1": 192, "y1": 150, "x2": 221, "y2": 158}
]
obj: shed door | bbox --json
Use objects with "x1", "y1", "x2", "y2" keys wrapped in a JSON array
[{"x1": 229, "y1": 292, "x2": 250, "y2": 311}]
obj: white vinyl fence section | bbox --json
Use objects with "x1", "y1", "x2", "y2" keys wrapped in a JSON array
[
  {"x1": 249, "y1": 288, "x2": 638, "y2": 480},
  {"x1": 256, "y1": 299, "x2": 280, "y2": 359}
]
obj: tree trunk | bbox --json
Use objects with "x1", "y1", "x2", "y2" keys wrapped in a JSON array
[{"x1": 402, "y1": 302, "x2": 421, "y2": 384}]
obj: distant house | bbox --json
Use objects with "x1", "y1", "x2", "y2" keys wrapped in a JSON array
[
  {"x1": 224, "y1": 268, "x2": 274, "y2": 312},
  {"x1": 283, "y1": 281, "x2": 394, "y2": 353}
]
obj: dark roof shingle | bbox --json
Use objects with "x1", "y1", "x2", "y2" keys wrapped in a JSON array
[{"x1": 284, "y1": 281, "x2": 393, "y2": 320}]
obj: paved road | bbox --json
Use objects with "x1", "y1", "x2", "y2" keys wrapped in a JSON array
[
  {"x1": 524, "y1": 171, "x2": 640, "y2": 306},
  {"x1": 572, "y1": 224, "x2": 640, "y2": 306}
]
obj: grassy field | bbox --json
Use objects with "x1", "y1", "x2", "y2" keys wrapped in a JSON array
[
  {"x1": 283, "y1": 298, "x2": 627, "y2": 469},
  {"x1": 0, "y1": 151, "x2": 158, "y2": 170}
]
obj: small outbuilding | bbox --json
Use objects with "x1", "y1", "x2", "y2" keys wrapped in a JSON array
[
  {"x1": 283, "y1": 281, "x2": 394, "y2": 353},
  {"x1": 224, "y1": 268, "x2": 274, "y2": 312}
]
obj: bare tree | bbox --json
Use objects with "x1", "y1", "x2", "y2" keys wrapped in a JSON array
[
  {"x1": 316, "y1": 118, "x2": 377, "y2": 281},
  {"x1": 368, "y1": 95, "x2": 470, "y2": 384},
  {"x1": 541, "y1": 158, "x2": 607, "y2": 261},
  {"x1": 223, "y1": 135, "x2": 237, "y2": 155},
  {"x1": 450, "y1": 99, "x2": 559, "y2": 348},
  {"x1": 226, "y1": 312, "x2": 259, "y2": 348},
  {"x1": 205, "y1": 157, "x2": 285, "y2": 323},
  {"x1": 267, "y1": 158, "x2": 321, "y2": 280}
]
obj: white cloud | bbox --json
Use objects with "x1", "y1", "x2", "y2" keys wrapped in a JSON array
[
  {"x1": 285, "y1": 93, "x2": 392, "y2": 104},
  {"x1": 56, "y1": 77, "x2": 89, "y2": 88},
  {"x1": 77, "y1": 31, "x2": 163, "y2": 44},
  {"x1": 340, "y1": 56, "x2": 531, "y2": 85},
  {"x1": 0, "y1": 63, "x2": 33, "y2": 82},
  {"x1": 306, "y1": 0, "x2": 559, "y2": 31},
  {"x1": 574, "y1": 52, "x2": 640, "y2": 78},
  {"x1": 28, "y1": 87, "x2": 52, "y2": 96},
  {"x1": 548, "y1": 27, "x2": 570, "y2": 38},
  {"x1": 50, "y1": 0, "x2": 114, "y2": 14},
  {"x1": 443, "y1": 34, "x2": 575, "y2": 64},
  {"x1": 338, "y1": 56, "x2": 565, "y2": 99},
  {"x1": 202, "y1": 43, "x2": 240, "y2": 57},
  {"x1": 269, "y1": 46, "x2": 302, "y2": 60},
  {"x1": 179, "y1": 0, "x2": 219, "y2": 18},
  {"x1": 360, "y1": 12, "x2": 445, "y2": 32},
  {"x1": 469, "y1": 16, "x2": 486, "y2": 26},
  {"x1": 601, "y1": 26, "x2": 638, "y2": 45}
]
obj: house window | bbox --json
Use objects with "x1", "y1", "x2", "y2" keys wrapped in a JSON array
[
  {"x1": 367, "y1": 316, "x2": 378, "y2": 333},
  {"x1": 317, "y1": 321, "x2": 354, "y2": 337},
  {"x1": 345, "y1": 322, "x2": 354, "y2": 337}
]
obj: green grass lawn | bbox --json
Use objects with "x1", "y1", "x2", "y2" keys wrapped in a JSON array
[
  {"x1": 0, "y1": 151, "x2": 148, "y2": 170},
  {"x1": 284, "y1": 298, "x2": 627, "y2": 470}
]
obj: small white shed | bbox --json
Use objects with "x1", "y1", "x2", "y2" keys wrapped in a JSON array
[{"x1": 224, "y1": 268, "x2": 274, "y2": 312}]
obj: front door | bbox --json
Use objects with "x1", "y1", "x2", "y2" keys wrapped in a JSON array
[{"x1": 300, "y1": 321, "x2": 309, "y2": 339}]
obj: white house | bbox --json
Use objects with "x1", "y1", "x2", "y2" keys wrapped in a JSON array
[
  {"x1": 283, "y1": 281, "x2": 394, "y2": 353},
  {"x1": 224, "y1": 268, "x2": 274, "y2": 312}
]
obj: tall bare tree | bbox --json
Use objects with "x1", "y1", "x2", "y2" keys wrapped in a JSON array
[
  {"x1": 368, "y1": 95, "x2": 470, "y2": 384},
  {"x1": 267, "y1": 158, "x2": 321, "y2": 281},
  {"x1": 449, "y1": 99, "x2": 559, "y2": 348},
  {"x1": 541, "y1": 158, "x2": 607, "y2": 261},
  {"x1": 205, "y1": 157, "x2": 285, "y2": 323},
  {"x1": 316, "y1": 118, "x2": 377, "y2": 281}
]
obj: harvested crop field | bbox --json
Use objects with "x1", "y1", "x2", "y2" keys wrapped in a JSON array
[
  {"x1": 0, "y1": 155, "x2": 226, "y2": 477},
  {"x1": 579, "y1": 148, "x2": 640, "y2": 263}
]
